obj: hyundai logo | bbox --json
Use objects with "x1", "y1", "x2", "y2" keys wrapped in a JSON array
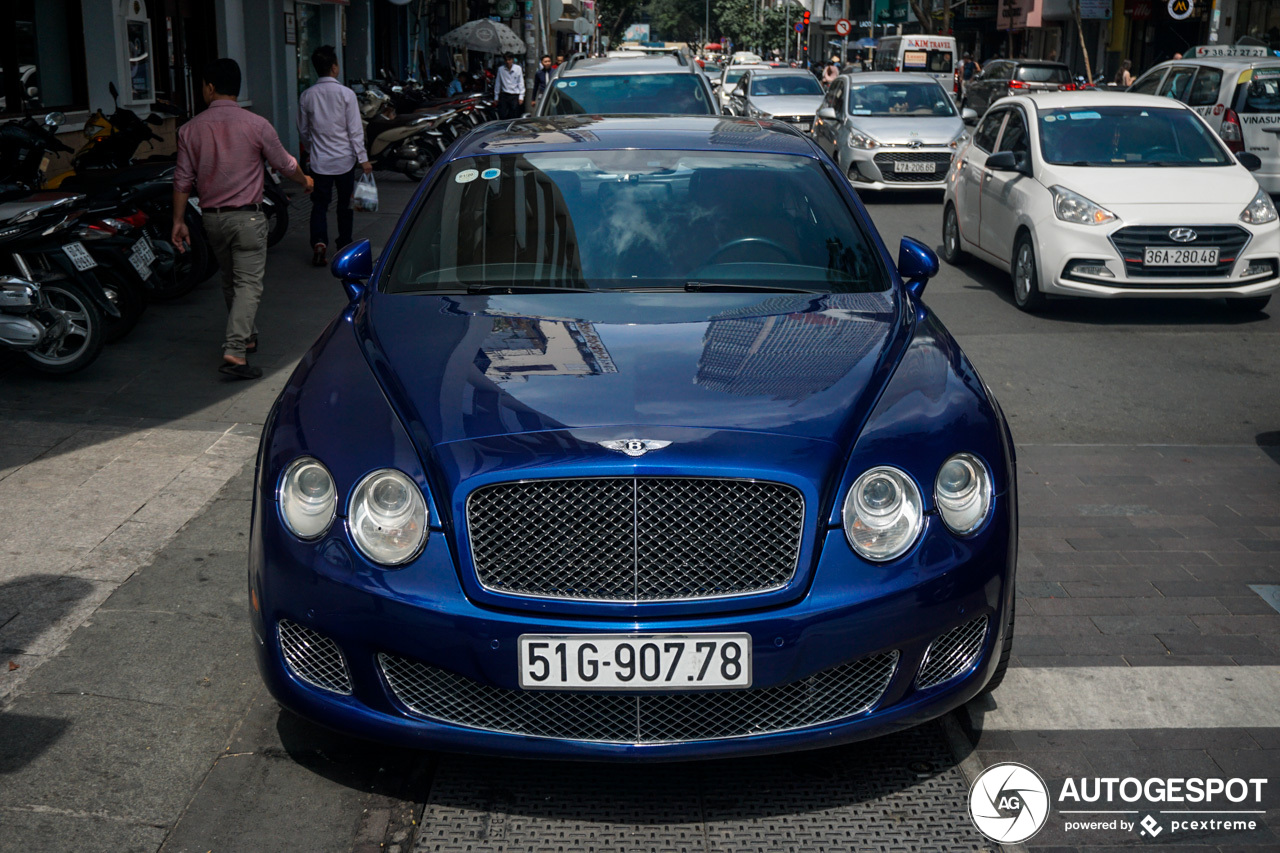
[
  {"x1": 907, "y1": 140, "x2": 923, "y2": 149},
  {"x1": 598, "y1": 439, "x2": 673, "y2": 458},
  {"x1": 1169, "y1": 228, "x2": 1198, "y2": 243}
]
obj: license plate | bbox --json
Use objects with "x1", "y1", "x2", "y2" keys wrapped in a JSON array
[
  {"x1": 895, "y1": 161, "x2": 935, "y2": 173},
  {"x1": 128, "y1": 238, "x2": 155, "y2": 277},
  {"x1": 62, "y1": 242, "x2": 97, "y2": 271},
  {"x1": 1143, "y1": 247, "x2": 1219, "y2": 266},
  {"x1": 518, "y1": 633, "x2": 751, "y2": 690}
]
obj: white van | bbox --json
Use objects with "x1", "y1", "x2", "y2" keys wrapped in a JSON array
[{"x1": 872, "y1": 35, "x2": 958, "y2": 91}]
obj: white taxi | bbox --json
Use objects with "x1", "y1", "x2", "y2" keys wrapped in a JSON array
[
  {"x1": 941, "y1": 92, "x2": 1280, "y2": 313},
  {"x1": 1129, "y1": 45, "x2": 1280, "y2": 195}
]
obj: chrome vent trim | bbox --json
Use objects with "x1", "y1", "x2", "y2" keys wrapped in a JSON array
[
  {"x1": 278, "y1": 619, "x2": 353, "y2": 696},
  {"x1": 915, "y1": 615, "x2": 988, "y2": 690}
]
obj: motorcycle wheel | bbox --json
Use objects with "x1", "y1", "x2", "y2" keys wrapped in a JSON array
[
  {"x1": 95, "y1": 265, "x2": 148, "y2": 343},
  {"x1": 25, "y1": 279, "x2": 106, "y2": 374},
  {"x1": 145, "y1": 213, "x2": 210, "y2": 301},
  {"x1": 265, "y1": 187, "x2": 290, "y2": 248},
  {"x1": 405, "y1": 158, "x2": 431, "y2": 181}
]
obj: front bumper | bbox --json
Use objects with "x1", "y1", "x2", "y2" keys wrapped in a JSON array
[
  {"x1": 845, "y1": 147, "x2": 954, "y2": 192},
  {"x1": 250, "y1": 493, "x2": 1015, "y2": 760},
  {"x1": 1040, "y1": 217, "x2": 1280, "y2": 299}
]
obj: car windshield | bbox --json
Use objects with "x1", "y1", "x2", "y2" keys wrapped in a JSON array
[
  {"x1": 1017, "y1": 64, "x2": 1070, "y2": 83},
  {"x1": 1037, "y1": 105, "x2": 1232, "y2": 166},
  {"x1": 1241, "y1": 69, "x2": 1280, "y2": 113},
  {"x1": 750, "y1": 75, "x2": 823, "y2": 96},
  {"x1": 723, "y1": 67, "x2": 752, "y2": 86},
  {"x1": 543, "y1": 74, "x2": 714, "y2": 115},
  {"x1": 846, "y1": 82, "x2": 956, "y2": 117},
  {"x1": 382, "y1": 150, "x2": 885, "y2": 293}
]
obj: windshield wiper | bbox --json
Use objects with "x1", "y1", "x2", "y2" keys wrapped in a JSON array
[
  {"x1": 684, "y1": 281, "x2": 825, "y2": 293},
  {"x1": 465, "y1": 284, "x2": 589, "y2": 294}
]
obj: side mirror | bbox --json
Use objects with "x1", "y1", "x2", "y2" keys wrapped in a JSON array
[
  {"x1": 817, "y1": 106, "x2": 838, "y2": 120},
  {"x1": 961, "y1": 107, "x2": 978, "y2": 122},
  {"x1": 898, "y1": 236, "x2": 939, "y2": 299},
  {"x1": 986, "y1": 150, "x2": 1032, "y2": 175},
  {"x1": 44, "y1": 111, "x2": 65, "y2": 128},
  {"x1": 1237, "y1": 152, "x2": 1263, "y2": 172},
  {"x1": 331, "y1": 238, "x2": 373, "y2": 300}
]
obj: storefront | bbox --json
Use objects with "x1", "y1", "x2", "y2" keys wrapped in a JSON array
[
  {"x1": 0, "y1": 0, "x2": 89, "y2": 116},
  {"x1": 1234, "y1": 0, "x2": 1280, "y2": 52},
  {"x1": 994, "y1": 0, "x2": 1062, "y2": 61}
]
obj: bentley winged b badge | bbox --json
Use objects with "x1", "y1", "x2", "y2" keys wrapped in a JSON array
[{"x1": 598, "y1": 439, "x2": 673, "y2": 458}]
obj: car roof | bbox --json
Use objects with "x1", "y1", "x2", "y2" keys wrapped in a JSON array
[
  {"x1": 1015, "y1": 92, "x2": 1195, "y2": 110},
  {"x1": 559, "y1": 55, "x2": 693, "y2": 76},
  {"x1": 746, "y1": 68, "x2": 818, "y2": 77},
  {"x1": 1143, "y1": 57, "x2": 1280, "y2": 72},
  {"x1": 839, "y1": 72, "x2": 948, "y2": 85},
  {"x1": 449, "y1": 115, "x2": 816, "y2": 159}
]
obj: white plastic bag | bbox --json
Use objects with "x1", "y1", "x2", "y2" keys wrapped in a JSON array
[{"x1": 353, "y1": 173, "x2": 379, "y2": 212}]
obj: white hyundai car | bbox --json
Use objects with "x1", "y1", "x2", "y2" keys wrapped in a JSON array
[{"x1": 941, "y1": 92, "x2": 1280, "y2": 313}]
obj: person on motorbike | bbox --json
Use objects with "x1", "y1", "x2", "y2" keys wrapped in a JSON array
[
  {"x1": 299, "y1": 44, "x2": 373, "y2": 267},
  {"x1": 173, "y1": 58, "x2": 313, "y2": 380}
]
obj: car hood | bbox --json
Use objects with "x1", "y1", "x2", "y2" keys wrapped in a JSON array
[
  {"x1": 1040, "y1": 164, "x2": 1260, "y2": 206},
  {"x1": 849, "y1": 115, "x2": 963, "y2": 146},
  {"x1": 754, "y1": 94, "x2": 825, "y2": 116},
  {"x1": 359, "y1": 290, "x2": 904, "y2": 449}
]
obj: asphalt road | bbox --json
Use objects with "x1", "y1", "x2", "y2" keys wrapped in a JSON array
[{"x1": 1, "y1": 181, "x2": 1277, "y2": 853}]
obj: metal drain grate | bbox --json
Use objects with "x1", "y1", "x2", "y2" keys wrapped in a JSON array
[
  {"x1": 379, "y1": 651, "x2": 898, "y2": 744},
  {"x1": 916, "y1": 615, "x2": 988, "y2": 690},
  {"x1": 411, "y1": 720, "x2": 991, "y2": 852},
  {"x1": 277, "y1": 619, "x2": 352, "y2": 695}
]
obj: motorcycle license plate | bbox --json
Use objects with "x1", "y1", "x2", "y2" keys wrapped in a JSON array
[
  {"x1": 129, "y1": 238, "x2": 156, "y2": 278},
  {"x1": 62, "y1": 242, "x2": 97, "y2": 271},
  {"x1": 518, "y1": 633, "x2": 751, "y2": 690},
  {"x1": 895, "y1": 161, "x2": 935, "y2": 173},
  {"x1": 1143, "y1": 247, "x2": 1218, "y2": 266}
]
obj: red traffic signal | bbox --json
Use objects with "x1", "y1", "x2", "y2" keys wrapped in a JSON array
[{"x1": 802, "y1": 10, "x2": 810, "y2": 24}]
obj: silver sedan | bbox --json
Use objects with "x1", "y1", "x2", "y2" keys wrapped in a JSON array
[{"x1": 811, "y1": 72, "x2": 975, "y2": 192}]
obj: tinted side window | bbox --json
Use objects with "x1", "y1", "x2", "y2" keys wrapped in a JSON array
[
  {"x1": 997, "y1": 110, "x2": 1028, "y2": 153},
  {"x1": 1187, "y1": 68, "x2": 1223, "y2": 106},
  {"x1": 1158, "y1": 66, "x2": 1197, "y2": 101},
  {"x1": 973, "y1": 110, "x2": 1004, "y2": 152},
  {"x1": 992, "y1": 62, "x2": 1013, "y2": 80},
  {"x1": 1129, "y1": 70, "x2": 1164, "y2": 95}
]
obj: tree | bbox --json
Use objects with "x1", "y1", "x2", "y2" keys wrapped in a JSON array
[
  {"x1": 596, "y1": 0, "x2": 643, "y2": 46},
  {"x1": 907, "y1": 0, "x2": 941, "y2": 34},
  {"x1": 714, "y1": 0, "x2": 793, "y2": 54}
]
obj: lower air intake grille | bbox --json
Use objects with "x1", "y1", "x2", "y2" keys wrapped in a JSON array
[
  {"x1": 278, "y1": 620, "x2": 352, "y2": 695},
  {"x1": 379, "y1": 651, "x2": 899, "y2": 744},
  {"x1": 873, "y1": 151, "x2": 952, "y2": 183},
  {"x1": 916, "y1": 615, "x2": 988, "y2": 690}
]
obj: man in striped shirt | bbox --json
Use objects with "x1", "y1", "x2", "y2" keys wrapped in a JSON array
[{"x1": 172, "y1": 59, "x2": 313, "y2": 380}]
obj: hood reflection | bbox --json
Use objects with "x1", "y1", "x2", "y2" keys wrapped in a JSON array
[{"x1": 476, "y1": 317, "x2": 617, "y2": 381}]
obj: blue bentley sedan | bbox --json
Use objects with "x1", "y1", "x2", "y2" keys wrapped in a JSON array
[{"x1": 249, "y1": 116, "x2": 1017, "y2": 759}]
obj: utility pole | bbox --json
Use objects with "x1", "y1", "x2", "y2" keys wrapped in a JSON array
[
  {"x1": 942, "y1": 0, "x2": 951, "y2": 37},
  {"x1": 841, "y1": 0, "x2": 849, "y2": 64}
]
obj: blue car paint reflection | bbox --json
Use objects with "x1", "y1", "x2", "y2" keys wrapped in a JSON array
[{"x1": 250, "y1": 116, "x2": 1016, "y2": 759}]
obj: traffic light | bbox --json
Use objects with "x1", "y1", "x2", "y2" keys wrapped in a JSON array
[{"x1": 802, "y1": 10, "x2": 810, "y2": 25}]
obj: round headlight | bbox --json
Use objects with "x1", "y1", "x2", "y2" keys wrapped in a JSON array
[
  {"x1": 842, "y1": 466, "x2": 923, "y2": 562},
  {"x1": 348, "y1": 469, "x2": 428, "y2": 566},
  {"x1": 935, "y1": 453, "x2": 992, "y2": 535},
  {"x1": 278, "y1": 457, "x2": 337, "y2": 540}
]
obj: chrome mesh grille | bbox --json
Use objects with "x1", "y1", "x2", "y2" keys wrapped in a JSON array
[
  {"x1": 278, "y1": 619, "x2": 352, "y2": 695},
  {"x1": 466, "y1": 477, "x2": 804, "y2": 601},
  {"x1": 915, "y1": 616, "x2": 988, "y2": 690},
  {"x1": 378, "y1": 651, "x2": 899, "y2": 744}
]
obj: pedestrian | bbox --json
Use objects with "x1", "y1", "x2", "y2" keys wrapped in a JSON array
[
  {"x1": 172, "y1": 58, "x2": 313, "y2": 381},
  {"x1": 1172, "y1": 52, "x2": 1183, "y2": 60},
  {"x1": 298, "y1": 45, "x2": 372, "y2": 268},
  {"x1": 961, "y1": 51, "x2": 981, "y2": 94},
  {"x1": 1114, "y1": 59, "x2": 1133, "y2": 88},
  {"x1": 532, "y1": 54, "x2": 554, "y2": 107},
  {"x1": 494, "y1": 52, "x2": 525, "y2": 119},
  {"x1": 446, "y1": 71, "x2": 465, "y2": 97},
  {"x1": 555, "y1": 54, "x2": 566, "y2": 67}
]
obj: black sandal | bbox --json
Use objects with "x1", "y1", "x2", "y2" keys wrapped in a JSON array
[
  {"x1": 219, "y1": 361, "x2": 263, "y2": 380},
  {"x1": 246, "y1": 334, "x2": 258, "y2": 354}
]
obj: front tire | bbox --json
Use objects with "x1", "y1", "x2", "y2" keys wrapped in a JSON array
[
  {"x1": 1012, "y1": 233, "x2": 1047, "y2": 312},
  {"x1": 1226, "y1": 294, "x2": 1271, "y2": 315},
  {"x1": 264, "y1": 191, "x2": 289, "y2": 248},
  {"x1": 942, "y1": 203, "x2": 966, "y2": 266},
  {"x1": 25, "y1": 279, "x2": 106, "y2": 374}
]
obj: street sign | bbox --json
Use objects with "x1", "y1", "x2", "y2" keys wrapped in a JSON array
[
  {"x1": 549, "y1": 0, "x2": 563, "y2": 20},
  {"x1": 1167, "y1": 0, "x2": 1192, "y2": 20},
  {"x1": 795, "y1": 22, "x2": 805, "y2": 32},
  {"x1": 834, "y1": 18, "x2": 852, "y2": 36},
  {"x1": 573, "y1": 16, "x2": 591, "y2": 34}
]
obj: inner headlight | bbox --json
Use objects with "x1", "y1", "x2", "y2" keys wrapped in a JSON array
[
  {"x1": 848, "y1": 130, "x2": 879, "y2": 149},
  {"x1": 278, "y1": 457, "x2": 337, "y2": 540},
  {"x1": 948, "y1": 131, "x2": 968, "y2": 149},
  {"x1": 935, "y1": 453, "x2": 993, "y2": 535},
  {"x1": 1240, "y1": 188, "x2": 1278, "y2": 225},
  {"x1": 1050, "y1": 185, "x2": 1118, "y2": 226},
  {"x1": 842, "y1": 466, "x2": 923, "y2": 562},
  {"x1": 348, "y1": 468, "x2": 428, "y2": 566}
]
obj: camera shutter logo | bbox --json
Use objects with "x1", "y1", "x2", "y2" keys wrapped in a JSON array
[{"x1": 968, "y1": 762, "x2": 1051, "y2": 844}]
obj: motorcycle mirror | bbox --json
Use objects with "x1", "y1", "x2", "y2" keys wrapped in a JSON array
[
  {"x1": 108, "y1": 81, "x2": 119, "y2": 104},
  {"x1": 44, "y1": 111, "x2": 66, "y2": 128}
]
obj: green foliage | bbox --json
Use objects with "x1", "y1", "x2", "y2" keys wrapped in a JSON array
[{"x1": 712, "y1": 0, "x2": 794, "y2": 53}]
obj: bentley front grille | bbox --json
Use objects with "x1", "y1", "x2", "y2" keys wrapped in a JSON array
[
  {"x1": 915, "y1": 616, "x2": 988, "y2": 690},
  {"x1": 277, "y1": 619, "x2": 352, "y2": 695},
  {"x1": 379, "y1": 651, "x2": 899, "y2": 744},
  {"x1": 466, "y1": 477, "x2": 804, "y2": 602}
]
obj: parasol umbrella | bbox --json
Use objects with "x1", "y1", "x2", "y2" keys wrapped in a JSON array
[
  {"x1": 855, "y1": 37, "x2": 878, "y2": 48},
  {"x1": 704, "y1": 43, "x2": 722, "y2": 51},
  {"x1": 442, "y1": 19, "x2": 526, "y2": 54}
]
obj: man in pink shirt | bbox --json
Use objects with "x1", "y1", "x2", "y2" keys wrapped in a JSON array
[{"x1": 172, "y1": 58, "x2": 313, "y2": 380}]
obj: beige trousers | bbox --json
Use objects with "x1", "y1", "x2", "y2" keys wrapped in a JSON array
[{"x1": 203, "y1": 210, "x2": 269, "y2": 359}]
